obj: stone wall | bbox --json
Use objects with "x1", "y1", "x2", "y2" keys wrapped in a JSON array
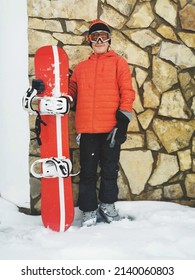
[{"x1": 27, "y1": 0, "x2": 195, "y2": 213}]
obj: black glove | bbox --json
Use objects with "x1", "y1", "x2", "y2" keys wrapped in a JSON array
[
  {"x1": 32, "y1": 79, "x2": 45, "y2": 93},
  {"x1": 107, "y1": 110, "x2": 131, "y2": 148}
]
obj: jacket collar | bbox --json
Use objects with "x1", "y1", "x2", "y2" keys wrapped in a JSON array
[{"x1": 89, "y1": 50, "x2": 116, "y2": 60}]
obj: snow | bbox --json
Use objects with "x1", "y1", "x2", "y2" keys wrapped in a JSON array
[
  {"x1": 1, "y1": 197, "x2": 195, "y2": 260},
  {"x1": 1, "y1": 197, "x2": 195, "y2": 279}
]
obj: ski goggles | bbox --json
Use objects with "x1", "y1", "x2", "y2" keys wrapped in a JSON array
[{"x1": 87, "y1": 30, "x2": 110, "y2": 43}]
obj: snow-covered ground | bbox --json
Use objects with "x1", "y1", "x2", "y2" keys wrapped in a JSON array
[
  {"x1": 1, "y1": 197, "x2": 195, "y2": 279},
  {"x1": 1, "y1": 197, "x2": 195, "y2": 260}
]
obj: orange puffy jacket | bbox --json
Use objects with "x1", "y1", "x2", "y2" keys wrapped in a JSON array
[{"x1": 69, "y1": 50, "x2": 135, "y2": 134}]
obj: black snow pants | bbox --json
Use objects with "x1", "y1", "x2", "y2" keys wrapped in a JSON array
[{"x1": 78, "y1": 133, "x2": 120, "y2": 212}]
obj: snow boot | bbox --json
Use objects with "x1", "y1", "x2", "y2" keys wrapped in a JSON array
[
  {"x1": 99, "y1": 202, "x2": 120, "y2": 223},
  {"x1": 82, "y1": 210, "x2": 97, "y2": 227}
]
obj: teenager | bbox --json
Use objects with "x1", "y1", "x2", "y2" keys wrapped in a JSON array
[{"x1": 69, "y1": 19, "x2": 135, "y2": 226}]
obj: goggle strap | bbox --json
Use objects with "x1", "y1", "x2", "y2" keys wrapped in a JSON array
[{"x1": 86, "y1": 35, "x2": 90, "y2": 42}]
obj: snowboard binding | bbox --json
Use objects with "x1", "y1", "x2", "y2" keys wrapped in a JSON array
[
  {"x1": 39, "y1": 96, "x2": 72, "y2": 115},
  {"x1": 31, "y1": 157, "x2": 73, "y2": 178},
  {"x1": 22, "y1": 87, "x2": 73, "y2": 115},
  {"x1": 22, "y1": 86, "x2": 73, "y2": 145},
  {"x1": 22, "y1": 88, "x2": 38, "y2": 115}
]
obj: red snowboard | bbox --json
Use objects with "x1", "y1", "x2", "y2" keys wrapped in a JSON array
[{"x1": 34, "y1": 46, "x2": 74, "y2": 232}]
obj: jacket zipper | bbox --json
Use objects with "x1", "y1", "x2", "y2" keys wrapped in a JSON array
[{"x1": 92, "y1": 56, "x2": 99, "y2": 132}]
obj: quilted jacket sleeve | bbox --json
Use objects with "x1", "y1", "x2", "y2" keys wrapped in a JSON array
[
  {"x1": 117, "y1": 57, "x2": 135, "y2": 112},
  {"x1": 68, "y1": 68, "x2": 78, "y2": 103}
]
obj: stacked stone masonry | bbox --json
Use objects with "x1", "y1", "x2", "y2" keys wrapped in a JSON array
[{"x1": 27, "y1": 0, "x2": 195, "y2": 213}]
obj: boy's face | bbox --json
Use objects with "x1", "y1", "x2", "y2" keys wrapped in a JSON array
[{"x1": 92, "y1": 41, "x2": 109, "y2": 54}]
